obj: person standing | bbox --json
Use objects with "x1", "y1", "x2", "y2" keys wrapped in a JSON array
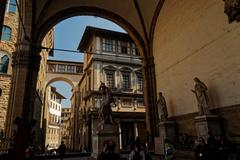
[
  {"x1": 194, "y1": 137, "x2": 208, "y2": 160},
  {"x1": 207, "y1": 132, "x2": 217, "y2": 160},
  {"x1": 164, "y1": 139, "x2": 175, "y2": 160},
  {"x1": 58, "y1": 141, "x2": 66, "y2": 160},
  {"x1": 97, "y1": 140, "x2": 120, "y2": 160},
  {"x1": 129, "y1": 144, "x2": 145, "y2": 160}
]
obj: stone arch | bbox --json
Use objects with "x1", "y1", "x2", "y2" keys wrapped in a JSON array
[
  {"x1": 32, "y1": 5, "x2": 157, "y2": 137},
  {"x1": 45, "y1": 77, "x2": 74, "y2": 89},
  {"x1": 34, "y1": 7, "x2": 147, "y2": 60}
]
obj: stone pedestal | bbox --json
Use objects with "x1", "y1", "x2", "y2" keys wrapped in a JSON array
[
  {"x1": 195, "y1": 115, "x2": 222, "y2": 141},
  {"x1": 155, "y1": 121, "x2": 177, "y2": 155},
  {"x1": 91, "y1": 123, "x2": 119, "y2": 159}
]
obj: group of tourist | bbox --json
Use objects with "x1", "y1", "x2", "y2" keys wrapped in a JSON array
[
  {"x1": 194, "y1": 132, "x2": 229, "y2": 160},
  {"x1": 96, "y1": 137, "x2": 152, "y2": 160}
]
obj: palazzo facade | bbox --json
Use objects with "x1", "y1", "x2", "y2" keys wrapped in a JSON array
[
  {"x1": 45, "y1": 86, "x2": 65, "y2": 150},
  {"x1": 75, "y1": 26, "x2": 146, "y2": 150}
]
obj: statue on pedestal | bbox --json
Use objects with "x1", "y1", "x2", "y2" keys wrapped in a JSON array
[
  {"x1": 157, "y1": 92, "x2": 168, "y2": 122},
  {"x1": 98, "y1": 82, "x2": 115, "y2": 124},
  {"x1": 191, "y1": 77, "x2": 211, "y2": 116}
]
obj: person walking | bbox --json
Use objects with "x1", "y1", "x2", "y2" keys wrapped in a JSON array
[
  {"x1": 129, "y1": 144, "x2": 145, "y2": 160},
  {"x1": 58, "y1": 141, "x2": 66, "y2": 160}
]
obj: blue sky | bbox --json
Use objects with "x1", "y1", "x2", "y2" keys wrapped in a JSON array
[{"x1": 49, "y1": 16, "x2": 125, "y2": 107}]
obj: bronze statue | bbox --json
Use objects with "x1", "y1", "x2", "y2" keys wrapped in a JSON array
[
  {"x1": 157, "y1": 92, "x2": 168, "y2": 122},
  {"x1": 191, "y1": 77, "x2": 211, "y2": 115},
  {"x1": 223, "y1": 0, "x2": 240, "y2": 23},
  {"x1": 98, "y1": 82, "x2": 115, "y2": 124}
]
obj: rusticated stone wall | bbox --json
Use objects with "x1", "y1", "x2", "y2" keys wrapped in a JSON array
[
  {"x1": 0, "y1": 10, "x2": 18, "y2": 131},
  {"x1": 0, "y1": 75, "x2": 11, "y2": 130}
]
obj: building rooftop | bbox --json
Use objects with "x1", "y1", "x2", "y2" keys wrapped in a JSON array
[
  {"x1": 77, "y1": 26, "x2": 132, "y2": 52},
  {"x1": 50, "y1": 86, "x2": 66, "y2": 99},
  {"x1": 47, "y1": 59, "x2": 83, "y2": 65}
]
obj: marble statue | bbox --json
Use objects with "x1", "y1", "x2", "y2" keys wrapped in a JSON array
[
  {"x1": 191, "y1": 77, "x2": 211, "y2": 115},
  {"x1": 157, "y1": 92, "x2": 168, "y2": 122}
]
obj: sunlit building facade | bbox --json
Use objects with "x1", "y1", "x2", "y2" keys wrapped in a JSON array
[
  {"x1": 76, "y1": 26, "x2": 146, "y2": 150},
  {"x1": 45, "y1": 86, "x2": 65, "y2": 150},
  {"x1": 61, "y1": 108, "x2": 72, "y2": 149}
]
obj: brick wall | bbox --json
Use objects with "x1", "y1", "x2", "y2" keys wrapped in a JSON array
[{"x1": 0, "y1": 11, "x2": 18, "y2": 131}]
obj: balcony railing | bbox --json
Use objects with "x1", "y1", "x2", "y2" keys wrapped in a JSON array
[{"x1": 47, "y1": 63, "x2": 83, "y2": 74}]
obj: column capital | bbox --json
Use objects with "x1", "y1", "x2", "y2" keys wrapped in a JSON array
[
  {"x1": 12, "y1": 43, "x2": 41, "y2": 71},
  {"x1": 12, "y1": 51, "x2": 41, "y2": 70}
]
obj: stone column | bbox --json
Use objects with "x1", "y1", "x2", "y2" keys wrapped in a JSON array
[
  {"x1": 72, "y1": 86, "x2": 80, "y2": 150},
  {"x1": 118, "y1": 122, "x2": 122, "y2": 149},
  {"x1": 142, "y1": 56, "x2": 158, "y2": 145},
  {"x1": 134, "y1": 122, "x2": 138, "y2": 137},
  {"x1": 5, "y1": 42, "x2": 41, "y2": 160}
]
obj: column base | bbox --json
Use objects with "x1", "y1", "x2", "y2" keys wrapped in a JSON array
[
  {"x1": 194, "y1": 114, "x2": 222, "y2": 141},
  {"x1": 155, "y1": 121, "x2": 177, "y2": 155},
  {"x1": 91, "y1": 123, "x2": 119, "y2": 159}
]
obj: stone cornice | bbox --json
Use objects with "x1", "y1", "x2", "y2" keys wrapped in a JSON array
[
  {"x1": 170, "y1": 104, "x2": 240, "y2": 121},
  {"x1": 83, "y1": 90, "x2": 143, "y2": 100}
]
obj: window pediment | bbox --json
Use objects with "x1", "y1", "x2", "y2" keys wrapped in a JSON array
[
  {"x1": 103, "y1": 65, "x2": 116, "y2": 73},
  {"x1": 120, "y1": 67, "x2": 132, "y2": 73}
]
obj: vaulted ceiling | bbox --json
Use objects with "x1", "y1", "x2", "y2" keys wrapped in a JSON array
[{"x1": 33, "y1": 0, "x2": 164, "y2": 50}]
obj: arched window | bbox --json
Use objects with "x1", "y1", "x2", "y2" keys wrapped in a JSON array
[
  {"x1": 6, "y1": 0, "x2": 17, "y2": 13},
  {"x1": 0, "y1": 52, "x2": 9, "y2": 74},
  {"x1": 1, "y1": 26, "x2": 11, "y2": 41}
]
